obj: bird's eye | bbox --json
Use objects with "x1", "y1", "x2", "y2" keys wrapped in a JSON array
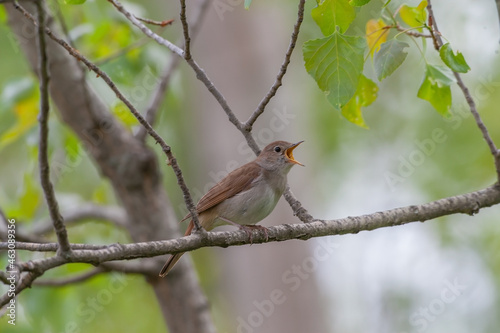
[{"x1": 274, "y1": 146, "x2": 281, "y2": 153}]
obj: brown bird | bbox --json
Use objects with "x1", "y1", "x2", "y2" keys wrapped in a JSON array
[{"x1": 159, "y1": 140, "x2": 304, "y2": 277}]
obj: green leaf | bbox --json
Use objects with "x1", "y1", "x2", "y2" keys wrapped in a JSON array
[
  {"x1": 65, "y1": 0, "x2": 86, "y2": 4},
  {"x1": 341, "y1": 74, "x2": 378, "y2": 128},
  {"x1": 0, "y1": 6, "x2": 7, "y2": 23},
  {"x1": 92, "y1": 182, "x2": 111, "y2": 204},
  {"x1": 312, "y1": 0, "x2": 356, "y2": 35},
  {"x1": 303, "y1": 32, "x2": 366, "y2": 110},
  {"x1": 244, "y1": 0, "x2": 252, "y2": 9},
  {"x1": 417, "y1": 64, "x2": 455, "y2": 115},
  {"x1": 399, "y1": 0, "x2": 427, "y2": 28},
  {"x1": 19, "y1": 175, "x2": 41, "y2": 220},
  {"x1": 7, "y1": 174, "x2": 41, "y2": 220},
  {"x1": 349, "y1": 0, "x2": 371, "y2": 5},
  {"x1": 63, "y1": 128, "x2": 82, "y2": 164},
  {"x1": 439, "y1": 43, "x2": 470, "y2": 73},
  {"x1": 374, "y1": 39, "x2": 409, "y2": 80},
  {"x1": 112, "y1": 102, "x2": 139, "y2": 130}
]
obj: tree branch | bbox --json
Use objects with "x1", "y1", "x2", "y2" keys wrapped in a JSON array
[
  {"x1": 179, "y1": 0, "x2": 191, "y2": 60},
  {"x1": 134, "y1": 16, "x2": 174, "y2": 27},
  {"x1": 427, "y1": 0, "x2": 500, "y2": 180},
  {"x1": 244, "y1": 0, "x2": 305, "y2": 129},
  {"x1": 1, "y1": 271, "x2": 43, "y2": 308},
  {"x1": 35, "y1": 0, "x2": 72, "y2": 256},
  {"x1": 389, "y1": 24, "x2": 432, "y2": 38},
  {"x1": 2, "y1": 184, "x2": 499, "y2": 307}
]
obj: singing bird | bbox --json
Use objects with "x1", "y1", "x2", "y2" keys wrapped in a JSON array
[{"x1": 159, "y1": 140, "x2": 304, "y2": 277}]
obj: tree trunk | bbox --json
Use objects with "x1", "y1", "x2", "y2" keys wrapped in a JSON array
[{"x1": 5, "y1": 3, "x2": 215, "y2": 332}]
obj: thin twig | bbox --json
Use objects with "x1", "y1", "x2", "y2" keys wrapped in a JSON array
[
  {"x1": 283, "y1": 185, "x2": 314, "y2": 223},
  {"x1": 14, "y1": 2, "x2": 203, "y2": 233},
  {"x1": 245, "y1": 0, "x2": 305, "y2": 129},
  {"x1": 179, "y1": 0, "x2": 191, "y2": 60},
  {"x1": 34, "y1": 0, "x2": 72, "y2": 256},
  {"x1": 426, "y1": 3, "x2": 441, "y2": 51},
  {"x1": 427, "y1": 0, "x2": 500, "y2": 181},
  {"x1": 391, "y1": 24, "x2": 432, "y2": 38},
  {"x1": 135, "y1": 16, "x2": 174, "y2": 27}
]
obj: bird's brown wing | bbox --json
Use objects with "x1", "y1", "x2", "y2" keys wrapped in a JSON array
[{"x1": 195, "y1": 161, "x2": 261, "y2": 214}]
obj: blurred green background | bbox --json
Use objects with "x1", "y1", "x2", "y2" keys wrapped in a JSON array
[{"x1": 1, "y1": 0, "x2": 500, "y2": 332}]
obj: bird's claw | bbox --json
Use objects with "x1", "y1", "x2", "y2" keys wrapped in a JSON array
[{"x1": 239, "y1": 225, "x2": 269, "y2": 244}]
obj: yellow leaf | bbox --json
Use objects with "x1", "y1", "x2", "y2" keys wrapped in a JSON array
[
  {"x1": 0, "y1": 95, "x2": 39, "y2": 147},
  {"x1": 366, "y1": 19, "x2": 388, "y2": 57},
  {"x1": 112, "y1": 102, "x2": 138, "y2": 130},
  {"x1": 399, "y1": 0, "x2": 427, "y2": 29},
  {"x1": 92, "y1": 182, "x2": 110, "y2": 204},
  {"x1": 6, "y1": 174, "x2": 41, "y2": 220}
]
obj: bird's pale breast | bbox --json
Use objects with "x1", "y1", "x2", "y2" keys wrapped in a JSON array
[{"x1": 213, "y1": 176, "x2": 283, "y2": 226}]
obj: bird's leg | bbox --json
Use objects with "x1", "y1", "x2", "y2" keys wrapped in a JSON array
[{"x1": 218, "y1": 218, "x2": 269, "y2": 243}]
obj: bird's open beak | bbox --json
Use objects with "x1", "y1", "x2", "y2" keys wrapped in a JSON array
[{"x1": 285, "y1": 141, "x2": 304, "y2": 166}]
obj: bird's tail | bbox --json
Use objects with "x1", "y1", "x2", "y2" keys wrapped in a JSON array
[
  {"x1": 159, "y1": 252, "x2": 185, "y2": 277},
  {"x1": 158, "y1": 220, "x2": 195, "y2": 277}
]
